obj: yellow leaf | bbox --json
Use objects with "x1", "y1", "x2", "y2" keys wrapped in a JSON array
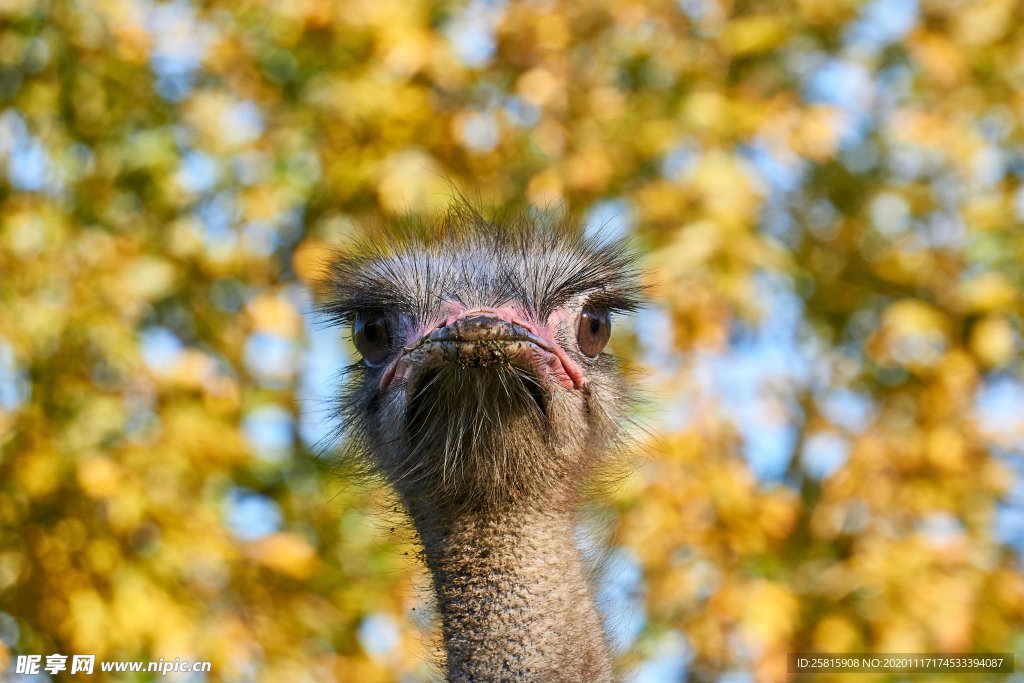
[
  {"x1": 970, "y1": 316, "x2": 1016, "y2": 368},
  {"x1": 250, "y1": 532, "x2": 318, "y2": 579},
  {"x1": 721, "y1": 15, "x2": 788, "y2": 57},
  {"x1": 790, "y1": 105, "x2": 844, "y2": 162},
  {"x1": 925, "y1": 425, "x2": 968, "y2": 473},
  {"x1": 247, "y1": 292, "x2": 302, "y2": 338},
  {"x1": 812, "y1": 615, "x2": 861, "y2": 652},
  {"x1": 517, "y1": 67, "x2": 563, "y2": 107},
  {"x1": 77, "y1": 457, "x2": 123, "y2": 499},
  {"x1": 376, "y1": 149, "x2": 447, "y2": 214},
  {"x1": 958, "y1": 273, "x2": 1017, "y2": 313},
  {"x1": 953, "y1": 0, "x2": 1015, "y2": 46},
  {"x1": 525, "y1": 170, "x2": 564, "y2": 208},
  {"x1": 121, "y1": 256, "x2": 178, "y2": 302},
  {"x1": 740, "y1": 580, "x2": 799, "y2": 649}
]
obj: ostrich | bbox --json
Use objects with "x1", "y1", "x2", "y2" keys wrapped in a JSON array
[{"x1": 319, "y1": 207, "x2": 643, "y2": 682}]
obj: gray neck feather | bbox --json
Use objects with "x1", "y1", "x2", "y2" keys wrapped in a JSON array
[{"x1": 415, "y1": 503, "x2": 613, "y2": 682}]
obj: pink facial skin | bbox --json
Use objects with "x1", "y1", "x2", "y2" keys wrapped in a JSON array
[{"x1": 379, "y1": 305, "x2": 586, "y2": 395}]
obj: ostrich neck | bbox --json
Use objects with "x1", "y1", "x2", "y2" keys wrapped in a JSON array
[{"x1": 414, "y1": 504, "x2": 613, "y2": 683}]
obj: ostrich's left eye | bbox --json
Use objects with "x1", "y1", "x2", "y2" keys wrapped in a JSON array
[
  {"x1": 353, "y1": 311, "x2": 393, "y2": 366},
  {"x1": 577, "y1": 306, "x2": 611, "y2": 357}
]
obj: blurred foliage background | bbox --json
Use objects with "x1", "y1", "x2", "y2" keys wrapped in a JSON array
[{"x1": 1, "y1": 0, "x2": 1024, "y2": 680}]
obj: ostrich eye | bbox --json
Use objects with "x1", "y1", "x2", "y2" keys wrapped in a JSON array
[
  {"x1": 577, "y1": 306, "x2": 611, "y2": 357},
  {"x1": 353, "y1": 311, "x2": 393, "y2": 366}
]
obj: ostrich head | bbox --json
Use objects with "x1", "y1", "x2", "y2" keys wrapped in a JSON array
[{"x1": 320, "y1": 208, "x2": 642, "y2": 516}]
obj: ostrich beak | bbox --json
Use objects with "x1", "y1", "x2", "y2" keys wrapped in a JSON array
[{"x1": 380, "y1": 311, "x2": 586, "y2": 396}]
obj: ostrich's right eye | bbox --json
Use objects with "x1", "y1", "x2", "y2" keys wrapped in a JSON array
[{"x1": 353, "y1": 311, "x2": 393, "y2": 366}]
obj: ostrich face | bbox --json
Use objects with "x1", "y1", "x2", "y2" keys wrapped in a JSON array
[{"x1": 322, "y1": 219, "x2": 641, "y2": 511}]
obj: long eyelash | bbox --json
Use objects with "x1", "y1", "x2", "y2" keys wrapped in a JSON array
[{"x1": 580, "y1": 290, "x2": 644, "y2": 316}]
